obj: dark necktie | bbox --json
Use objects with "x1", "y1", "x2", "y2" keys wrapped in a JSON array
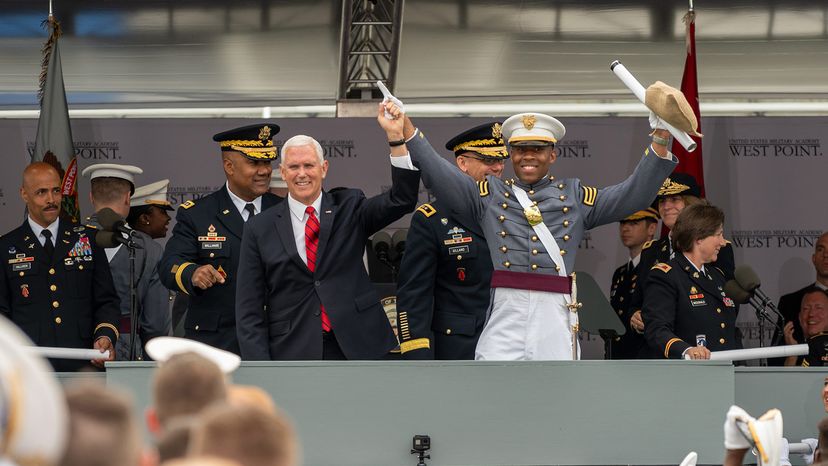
[
  {"x1": 41, "y1": 229, "x2": 54, "y2": 259},
  {"x1": 244, "y1": 203, "x2": 256, "y2": 222},
  {"x1": 304, "y1": 206, "x2": 331, "y2": 332}
]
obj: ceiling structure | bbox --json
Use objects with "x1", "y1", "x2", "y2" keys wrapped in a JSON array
[{"x1": 1, "y1": 0, "x2": 827, "y2": 116}]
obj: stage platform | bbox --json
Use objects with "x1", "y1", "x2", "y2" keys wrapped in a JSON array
[{"x1": 83, "y1": 361, "x2": 828, "y2": 466}]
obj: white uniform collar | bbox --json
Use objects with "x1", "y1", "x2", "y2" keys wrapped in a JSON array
[{"x1": 27, "y1": 216, "x2": 59, "y2": 245}]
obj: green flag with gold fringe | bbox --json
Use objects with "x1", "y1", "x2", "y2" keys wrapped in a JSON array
[{"x1": 33, "y1": 16, "x2": 80, "y2": 222}]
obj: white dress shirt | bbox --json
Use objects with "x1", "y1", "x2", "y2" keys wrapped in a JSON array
[
  {"x1": 287, "y1": 193, "x2": 323, "y2": 265},
  {"x1": 27, "y1": 216, "x2": 59, "y2": 247},
  {"x1": 226, "y1": 181, "x2": 263, "y2": 221}
]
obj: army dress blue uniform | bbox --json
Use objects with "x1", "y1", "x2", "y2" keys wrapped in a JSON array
[
  {"x1": 405, "y1": 113, "x2": 677, "y2": 360},
  {"x1": 159, "y1": 186, "x2": 280, "y2": 354},
  {"x1": 159, "y1": 123, "x2": 282, "y2": 354},
  {"x1": 608, "y1": 259, "x2": 646, "y2": 359},
  {"x1": 643, "y1": 254, "x2": 740, "y2": 359},
  {"x1": 0, "y1": 219, "x2": 120, "y2": 371},
  {"x1": 396, "y1": 202, "x2": 493, "y2": 359}
]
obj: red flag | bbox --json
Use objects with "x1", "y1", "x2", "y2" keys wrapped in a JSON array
[{"x1": 671, "y1": 9, "x2": 705, "y2": 197}]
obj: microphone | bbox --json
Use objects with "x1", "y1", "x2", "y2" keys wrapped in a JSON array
[
  {"x1": 372, "y1": 231, "x2": 392, "y2": 264},
  {"x1": 95, "y1": 230, "x2": 129, "y2": 248},
  {"x1": 723, "y1": 280, "x2": 752, "y2": 305},
  {"x1": 733, "y1": 265, "x2": 784, "y2": 321},
  {"x1": 391, "y1": 229, "x2": 407, "y2": 261},
  {"x1": 97, "y1": 207, "x2": 136, "y2": 237}
]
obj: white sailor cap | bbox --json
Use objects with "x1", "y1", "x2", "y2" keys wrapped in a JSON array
[
  {"x1": 81, "y1": 163, "x2": 143, "y2": 194},
  {"x1": 270, "y1": 170, "x2": 287, "y2": 189},
  {"x1": 0, "y1": 316, "x2": 68, "y2": 465},
  {"x1": 130, "y1": 179, "x2": 173, "y2": 211},
  {"x1": 145, "y1": 336, "x2": 241, "y2": 374},
  {"x1": 501, "y1": 113, "x2": 566, "y2": 147}
]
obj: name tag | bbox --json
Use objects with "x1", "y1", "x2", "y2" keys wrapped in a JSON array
[
  {"x1": 201, "y1": 242, "x2": 223, "y2": 249},
  {"x1": 12, "y1": 263, "x2": 31, "y2": 271},
  {"x1": 448, "y1": 245, "x2": 469, "y2": 255}
]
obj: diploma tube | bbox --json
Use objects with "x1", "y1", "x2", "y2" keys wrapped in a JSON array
[
  {"x1": 26, "y1": 346, "x2": 110, "y2": 360},
  {"x1": 610, "y1": 60, "x2": 697, "y2": 152},
  {"x1": 684, "y1": 344, "x2": 808, "y2": 361}
]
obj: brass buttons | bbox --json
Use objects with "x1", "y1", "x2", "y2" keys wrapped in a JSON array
[
  {"x1": 503, "y1": 261, "x2": 511, "y2": 268},
  {"x1": 531, "y1": 235, "x2": 538, "y2": 242},
  {"x1": 504, "y1": 192, "x2": 510, "y2": 198},
  {"x1": 558, "y1": 183, "x2": 565, "y2": 189},
  {"x1": 456, "y1": 255, "x2": 463, "y2": 260},
  {"x1": 560, "y1": 249, "x2": 567, "y2": 255},
  {"x1": 209, "y1": 252, "x2": 215, "y2": 258},
  {"x1": 501, "y1": 202, "x2": 508, "y2": 209},
  {"x1": 55, "y1": 317, "x2": 62, "y2": 324},
  {"x1": 78, "y1": 265, "x2": 84, "y2": 270},
  {"x1": 500, "y1": 246, "x2": 508, "y2": 253},
  {"x1": 195, "y1": 325, "x2": 200, "y2": 331},
  {"x1": 563, "y1": 235, "x2": 570, "y2": 241},
  {"x1": 498, "y1": 215, "x2": 505, "y2": 222},
  {"x1": 50, "y1": 285, "x2": 57, "y2": 292},
  {"x1": 555, "y1": 266, "x2": 561, "y2": 272},
  {"x1": 532, "y1": 249, "x2": 538, "y2": 255},
  {"x1": 18, "y1": 271, "x2": 24, "y2": 277},
  {"x1": 49, "y1": 268, "x2": 56, "y2": 275},
  {"x1": 500, "y1": 231, "x2": 507, "y2": 238},
  {"x1": 559, "y1": 195, "x2": 566, "y2": 201},
  {"x1": 52, "y1": 301, "x2": 59, "y2": 309},
  {"x1": 720, "y1": 323, "x2": 726, "y2": 328},
  {"x1": 719, "y1": 338, "x2": 726, "y2": 344},
  {"x1": 562, "y1": 207, "x2": 570, "y2": 213},
  {"x1": 531, "y1": 264, "x2": 538, "y2": 270},
  {"x1": 446, "y1": 329, "x2": 452, "y2": 335},
  {"x1": 529, "y1": 189, "x2": 535, "y2": 195},
  {"x1": 563, "y1": 220, "x2": 570, "y2": 227}
]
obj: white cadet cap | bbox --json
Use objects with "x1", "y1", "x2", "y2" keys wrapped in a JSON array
[
  {"x1": 0, "y1": 315, "x2": 68, "y2": 465},
  {"x1": 145, "y1": 337, "x2": 241, "y2": 374},
  {"x1": 130, "y1": 179, "x2": 173, "y2": 210},
  {"x1": 270, "y1": 170, "x2": 287, "y2": 189},
  {"x1": 501, "y1": 113, "x2": 566, "y2": 146},
  {"x1": 81, "y1": 163, "x2": 143, "y2": 194}
]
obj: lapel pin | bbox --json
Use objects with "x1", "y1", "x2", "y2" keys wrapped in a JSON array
[
  {"x1": 325, "y1": 210, "x2": 332, "y2": 214},
  {"x1": 222, "y1": 209, "x2": 230, "y2": 215}
]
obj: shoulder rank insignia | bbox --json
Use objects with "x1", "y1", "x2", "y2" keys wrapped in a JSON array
[
  {"x1": 581, "y1": 186, "x2": 597, "y2": 206},
  {"x1": 416, "y1": 203, "x2": 437, "y2": 218},
  {"x1": 74, "y1": 225, "x2": 87, "y2": 233},
  {"x1": 477, "y1": 180, "x2": 490, "y2": 197},
  {"x1": 84, "y1": 223, "x2": 100, "y2": 231},
  {"x1": 180, "y1": 200, "x2": 195, "y2": 209},
  {"x1": 652, "y1": 262, "x2": 672, "y2": 273},
  {"x1": 642, "y1": 240, "x2": 655, "y2": 250}
]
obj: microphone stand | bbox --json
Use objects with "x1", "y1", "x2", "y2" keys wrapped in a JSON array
[
  {"x1": 123, "y1": 234, "x2": 140, "y2": 362},
  {"x1": 748, "y1": 295, "x2": 784, "y2": 367}
]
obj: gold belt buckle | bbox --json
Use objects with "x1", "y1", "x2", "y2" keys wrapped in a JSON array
[{"x1": 523, "y1": 205, "x2": 543, "y2": 226}]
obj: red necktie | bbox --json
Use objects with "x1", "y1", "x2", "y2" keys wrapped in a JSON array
[{"x1": 305, "y1": 206, "x2": 331, "y2": 332}]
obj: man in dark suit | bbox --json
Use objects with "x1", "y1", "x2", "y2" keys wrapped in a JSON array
[
  {"x1": 0, "y1": 162, "x2": 119, "y2": 371},
  {"x1": 769, "y1": 231, "x2": 828, "y2": 365},
  {"x1": 159, "y1": 124, "x2": 282, "y2": 354},
  {"x1": 236, "y1": 134, "x2": 420, "y2": 360},
  {"x1": 395, "y1": 122, "x2": 507, "y2": 360}
]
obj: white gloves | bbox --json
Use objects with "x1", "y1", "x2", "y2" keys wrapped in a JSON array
[
  {"x1": 724, "y1": 405, "x2": 754, "y2": 450},
  {"x1": 649, "y1": 111, "x2": 669, "y2": 131}
]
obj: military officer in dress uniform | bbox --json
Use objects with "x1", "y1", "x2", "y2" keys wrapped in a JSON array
[
  {"x1": 82, "y1": 164, "x2": 172, "y2": 361},
  {"x1": 159, "y1": 124, "x2": 282, "y2": 354},
  {"x1": 608, "y1": 208, "x2": 658, "y2": 359},
  {"x1": 396, "y1": 122, "x2": 508, "y2": 360},
  {"x1": 643, "y1": 203, "x2": 740, "y2": 359},
  {"x1": 379, "y1": 98, "x2": 683, "y2": 360},
  {"x1": 0, "y1": 162, "x2": 119, "y2": 371}
]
